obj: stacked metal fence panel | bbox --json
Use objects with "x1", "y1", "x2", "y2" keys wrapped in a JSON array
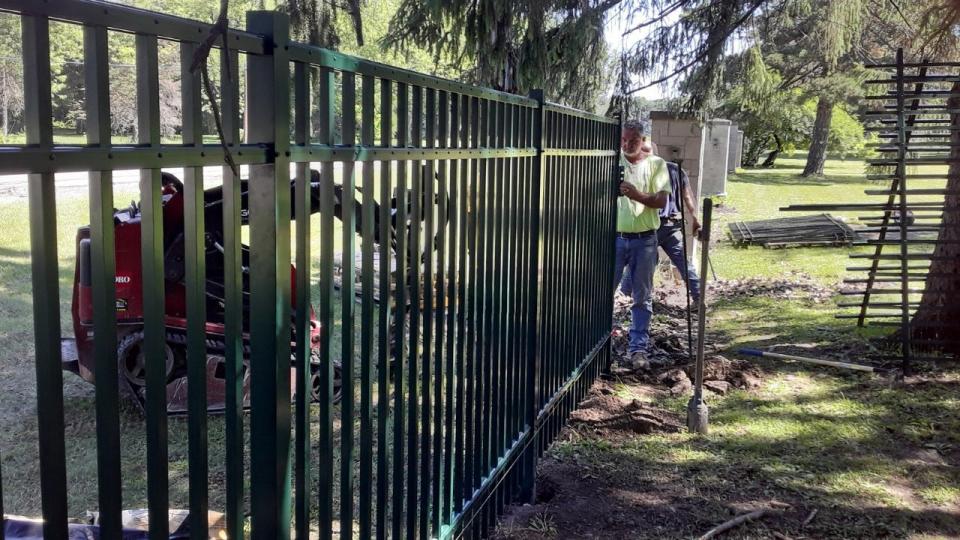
[
  {"x1": 853, "y1": 50, "x2": 960, "y2": 370},
  {"x1": 783, "y1": 49, "x2": 958, "y2": 371},
  {"x1": 0, "y1": 1, "x2": 619, "y2": 538}
]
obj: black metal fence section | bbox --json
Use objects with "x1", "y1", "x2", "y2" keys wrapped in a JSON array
[
  {"x1": 783, "y1": 49, "x2": 958, "y2": 370},
  {"x1": 0, "y1": 1, "x2": 619, "y2": 538}
]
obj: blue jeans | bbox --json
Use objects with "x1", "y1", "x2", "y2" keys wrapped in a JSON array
[
  {"x1": 621, "y1": 223, "x2": 701, "y2": 301},
  {"x1": 658, "y1": 222, "x2": 701, "y2": 300},
  {"x1": 614, "y1": 233, "x2": 658, "y2": 353}
]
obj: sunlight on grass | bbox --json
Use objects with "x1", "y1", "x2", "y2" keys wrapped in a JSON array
[
  {"x1": 825, "y1": 471, "x2": 904, "y2": 505},
  {"x1": 918, "y1": 485, "x2": 960, "y2": 506},
  {"x1": 665, "y1": 446, "x2": 718, "y2": 465}
]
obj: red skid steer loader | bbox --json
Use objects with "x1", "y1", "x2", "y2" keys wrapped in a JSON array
[
  {"x1": 64, "y1": 170, "x2": 339, "y2": 413},
  {"x1": 63, "y1": 167, "x2": 444, "y2": 414}
]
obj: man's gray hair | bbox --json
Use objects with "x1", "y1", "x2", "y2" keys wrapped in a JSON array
[{"x1": 622, "y1": 119, "x2": 644, "y2": 135}]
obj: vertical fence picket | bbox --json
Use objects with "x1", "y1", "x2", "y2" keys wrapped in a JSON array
[
  {"x1": 392, "y1": 81, "x2": 409, "y2": 540},
  {"x1": 219, "y1": 44, "x2": 245, "y2": 540},
  {"x1": 454, "y1": 93, "x2": 472, "y2": 515},
  {"x1": 359, "y1": 72, "x2": 376, "y2": 540},
  {"x1": 180, "y1": 41, "x2": 209, "y2": 540},
  {"x1": 477, "y1": 98, "x2": 491, "y2": 491},
  {"x1": 433, "y1": 89, "x2": 448, "y2": 534},
  {"x1": 293, "y1": 59, "x2": 312, "y2": 540},
  {"x1": 135, "y1": 32, "x2": 168, "y2": 540},
  {"x1": 420, "y1": 85, "x2": 436, "y2": 540},
  {"x1": 407, "y1": 83, "x2": 423, "y2": 539},
  {"x1": 467, "y1": 96, "x2": 481, "y2": 498},
  {"x1": 465, "y1": 95, "x2": 481, "y2": 505},
  {"x1": 376, "y1": 76, "x2": 393, "y2": 540},
  {"x1": 84, "y1": 23, "x2": 123, "y2": 539},
  {"x1": 445, "y1": 92, "x2": 460, "y2": 527},
  {"x1": 317, "y1": 64, "x2": 336, "y2": 540},
  {"x1": 340, "y1": 69, "x2": 358, "y2": 540},
  {"x1": 23, "y1": 14, "x2": 67, "y2": 540}
]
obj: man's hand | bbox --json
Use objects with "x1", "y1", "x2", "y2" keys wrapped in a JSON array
[
  {"x1": 619, "y1": 181, "x2": 641, "y2": 201},
  {"x1": 691, "y1": 217, "x2": 702, "y2": 236}
]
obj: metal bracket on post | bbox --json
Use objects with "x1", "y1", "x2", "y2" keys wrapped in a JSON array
[
  {"x1": 520, "y1": 88, "x2": 545, "y2": 504},
  {"x1": 245, "y1": 11, "x2": 292, "y2": 540},
  {"x1": 607, "y1": 112, "x2": 624, "y2": 373}
]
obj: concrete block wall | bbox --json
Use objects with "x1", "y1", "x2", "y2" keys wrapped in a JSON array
[
  {"x1": 649, "y1": 111, "x2": 705, "y2": 201},
  {"x1": 649, "y1": 111, "x2": 708, "y2": 278},
  {"x1": 727, "y1": 127, "x2": 744, "y2": 173}
]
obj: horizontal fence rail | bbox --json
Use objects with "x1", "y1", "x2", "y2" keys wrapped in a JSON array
[{"x1": 0, "y1": 1, "x2": 619, "y2": 538}]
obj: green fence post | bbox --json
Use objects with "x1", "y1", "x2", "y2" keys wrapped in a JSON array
[
  {"x1": 520, "y1": 89, "x2": 545, "y2": 502},
  {"x1": 245, "y1": 11, "x2": 292, "y2": 539}
]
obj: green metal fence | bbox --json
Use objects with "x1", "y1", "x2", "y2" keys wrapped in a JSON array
[{"x1": 0, "y1": 1, "x2": 619, "y2": 538}]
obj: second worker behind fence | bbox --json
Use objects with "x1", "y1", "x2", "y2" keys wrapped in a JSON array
[{"x1": 614, "y1": 120, "x2": 671, "y2": 369}]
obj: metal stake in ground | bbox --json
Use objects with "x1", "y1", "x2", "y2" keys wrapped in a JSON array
[
  {"x1": 687, "y1": 198, "x2": 713, "y2": 435},
  {"x1": 677, "y1": 169, "x2": 695, "y2": 370}
]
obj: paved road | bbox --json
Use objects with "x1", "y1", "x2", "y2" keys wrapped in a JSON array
[
  {"x1": 0, "y1": 167, "x2": 232, "y2": 200},
  {"x1": 0, "y1": 162, "x2": 351, "y2": 201}
]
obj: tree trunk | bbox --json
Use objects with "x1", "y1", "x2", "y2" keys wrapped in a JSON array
[
  {"x1": 761, "y1": 133, "x2": 783, "y2": 168},
  {"x1": 802, "y1": 96, "x2": 833, "y2": 177},
  {"x1": 911, "y1": 81, "x2": 960, "y2": 355}
]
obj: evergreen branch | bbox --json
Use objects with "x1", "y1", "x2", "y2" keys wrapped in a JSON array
[
  {"x1": 778, "y1": 61, "x2": 822, "y2": 90},
  {"x1": 622, "y1": 0, "x2": 686, "y2": 35},
  {"x1": 625, "y1": 0, "x2": 764, "y2": 96},
  {"x1": 886, "y1": 0, "x2": 914, "y2": 31}
]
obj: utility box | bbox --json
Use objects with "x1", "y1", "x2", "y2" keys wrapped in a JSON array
[
  {"x1": 700, "y1": 119, "x2": 731, "y2": 197},
  {"x1": 649, "y1": 113, "x2": 735, "y2": 278},
  {"x1": 728, "y1": 126, "x2": 744, "y2": 173}
]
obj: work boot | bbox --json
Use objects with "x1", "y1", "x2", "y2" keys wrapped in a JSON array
[{"x1": 629, "y1": 351, "x2": 651, "y2": 371}]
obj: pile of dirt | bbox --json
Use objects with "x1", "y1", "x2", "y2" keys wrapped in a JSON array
[
  {"x1": 684, "y1": 354, "x2": 765, "y2": 392},
  {"x1": 568, "y1": 386, "x2": 684, "y2": 435}
]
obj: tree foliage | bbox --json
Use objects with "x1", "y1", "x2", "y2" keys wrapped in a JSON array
[
  {"x1": 721, "y1": 46, "x2": 807, "y2": 166},
  {"x1": 382, "y1": 0, "x2": 617, "y2": 109},
  {"x1": 0, "y1": 14, "x2": 24, "y2": 140}
]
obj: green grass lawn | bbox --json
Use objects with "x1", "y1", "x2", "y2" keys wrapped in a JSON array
[{"x1": 706, "y1": 156, "x2": 957, "y2": 522}]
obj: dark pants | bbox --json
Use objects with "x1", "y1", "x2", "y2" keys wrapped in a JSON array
[
  {"x1": 621, "y1": 221, "x2": 700, "y2": 301},
  {"x1": 657, "y1": 221, "x2": 701, "y2": 300},
  {"x1": 613, "y1": 233, "x2": 658, "y2": 353}
]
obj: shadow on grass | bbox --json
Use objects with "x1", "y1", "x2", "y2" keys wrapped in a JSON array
[
  {"x1": 542, "y1": 368, "x2": 960, "y2": 539},
  {"x1": 729, "y1": 170, "x2": 867, "y2": 187},
  {"x1": 519, "y1": 292, "x2": 959, "y2": 539}
]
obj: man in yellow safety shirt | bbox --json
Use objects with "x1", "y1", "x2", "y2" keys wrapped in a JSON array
[{"x1": 615, "y1": 121, "x2": 671, "y2": 368}]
